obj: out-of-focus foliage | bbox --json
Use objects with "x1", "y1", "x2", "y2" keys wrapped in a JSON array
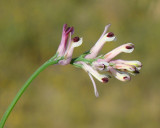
[{"x1": 0, "y1": 0, "x2": 160, "y2": 127}]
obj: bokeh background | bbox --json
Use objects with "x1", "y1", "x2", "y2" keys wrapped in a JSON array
[{"x1": 0, "y1": 0, "x2": 160, "y2": 128}]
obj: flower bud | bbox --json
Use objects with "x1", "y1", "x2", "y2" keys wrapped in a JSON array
[
  {"x1": 112, "y1": 63, "x2": 136, "y2": 72},
  {"x1": 108, "y1": 66, "x2": 131, "y2": 81},
  {"x1": 85, "y1": 24, "x2": 116, "y2": 59},
  {"x1": 110, "y1": 59, "x2": 142, "y2": 70},
  {"x1": 57, "y1": 24, "x2": 74, "y2": 56},
  {"x1": 104, "y1": 43, "x2": 134, "y2": 62}
]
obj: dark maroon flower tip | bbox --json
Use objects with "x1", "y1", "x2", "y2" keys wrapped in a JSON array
[
  {"x1": 126, "y1": 45, "x2": 134, "y2": 49},
  {"x1": 73, "y1": 37, "x2": 80, "y2": 42},
  {"x1": 102, "y1": 78, "x2": 109, "y2": 83},
  {"x1": 71, "y1": 27, "x2": 74, "y2": 35},
  {"x1": 124, "y1": 69, "x2": 127, "y2": 71},
  {"x1": 63, "y1": 24, "x2": 74, "y2": 35},
  {"x1": 66, "y1": 27, "x2": 71, "y2": 32},
  {"x1": 66, "y1": 26, "x2": 74, "y2": 35},
  {"x1": 107, "y1": 32, "x2": 114, "y2": 37},
  {"x1": 123, "y1": 76, "x2": 128, "y2": 80},
  {"x1": 134, "y1": 69, "x2": 140, "y2": 74}
]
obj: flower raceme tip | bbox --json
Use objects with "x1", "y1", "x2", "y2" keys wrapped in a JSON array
[
  {"x1": 56, "y1": 24, "x2": 74, "y2": 57},
  {"x1": 58, "y1": 25, "x2": 83, "y2": 65},
  {"x1": 56, "y1": 24, "x2": 142, "y2": 97}
]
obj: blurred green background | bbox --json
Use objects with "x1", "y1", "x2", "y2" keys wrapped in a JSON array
[{"x1": 0, "y1": 0, "x2": 160, "y2": 128}]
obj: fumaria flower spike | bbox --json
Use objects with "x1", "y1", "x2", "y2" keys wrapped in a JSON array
[
  {"x1": 0, "y1": 24, "x2": 142, "y2": 128},
  {"x1": 55, "y1": 24, "x2": 142, "y2": 97},
  {"x1": 67, "y1": 24, "x2": 142, "y2": 97}
]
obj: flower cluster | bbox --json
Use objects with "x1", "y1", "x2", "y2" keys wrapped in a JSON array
[{"x1": 56, "y1": 24, "x2": 142, "y2": 97}]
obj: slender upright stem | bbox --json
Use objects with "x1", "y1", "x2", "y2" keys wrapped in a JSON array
[{"x1": 0, "y1": 56, "x2": 59, "y2": 128}]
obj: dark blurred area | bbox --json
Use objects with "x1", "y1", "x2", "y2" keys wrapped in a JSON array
[{"x1": 0, "y1": 0, "x2": 160, "y2": 127}]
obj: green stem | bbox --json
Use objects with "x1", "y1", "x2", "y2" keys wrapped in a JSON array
[{"x1": 0, "y1": 56, "x2": 59, "y2": 128}]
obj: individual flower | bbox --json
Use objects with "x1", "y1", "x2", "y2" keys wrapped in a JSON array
[
  {"x1": 56, "y1": 24, "x2": 74, "y2": 57},
  {"x1": 85, "y1": 24, "x2": 116, "y2": 59},
  {"x1": 57, "y1": 24, "x2": 82, "y2": 65},
  {"x1": 104, "y1": 43, "x2": 135, "y2": 62},
  {"x1": 81, "y1": 62, "x2": 109, "y2": 97},
  {"x1": 110, "y1": 59, "x2": 142, "y2": 70}
]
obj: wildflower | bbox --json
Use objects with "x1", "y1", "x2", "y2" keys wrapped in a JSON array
[
  {"x1": 57, "y1": 24, "x2": 142, "y2": 97},
  {"x1": 81, "y1": 62, "x2": 109, "y2": 97}
]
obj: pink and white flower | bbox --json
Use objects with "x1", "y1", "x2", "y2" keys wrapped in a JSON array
[
  {"x1": 57, "y1": 24, "x2": 82, "y2": 65},
  {"x1": 56, "y1": 24, "x2": 142, "y2": 97}
]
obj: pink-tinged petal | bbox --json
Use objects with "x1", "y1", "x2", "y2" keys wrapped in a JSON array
[
  {"x1": 88, "y1": 73, "x2": 99, "y2": 97},
  {"x1": 82, "y1": 62, "x2": 109, "y2": 83},
  {"x1": 110, "y1": 59, "x2": 142, "y2": 70},
  {"x1": 58, "y1": 60, "x2": 68, "y2": 65},
  {"x1": 85, "y1": 24, "x2": 116, "y2": 59},
  {"x1": 104, "y1": 43, "x2": 134, "y2": 62},
  {"x1": 97, "y1": 24, "x2": 111, "y2": 42},
  {"x1": 108, "y1": 66, "x2": 131, "y2": 81},
  {"x1": 64, "y1": 33, "x2": 72, "y2": 55},
  {"x1": 57, "y1": 24, "x2": 74, "y2": 56}
]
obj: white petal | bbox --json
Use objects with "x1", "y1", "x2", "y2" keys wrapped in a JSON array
[
  {"x1": 123, "y1": 43, "x2": 134, "y2": 53},
  {"x1": 103, "y1": 33, "x2": 116, "y2": 42},
  {"x1": 72, "y1": 38, "x2": 83, "y2": 48}
]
